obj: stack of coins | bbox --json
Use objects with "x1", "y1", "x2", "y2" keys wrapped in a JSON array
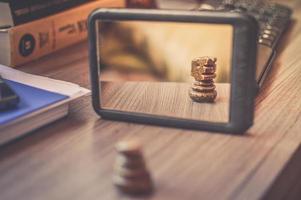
[
  {"x1": 113, "y1": 140, "x2": 153, "y2": 195},
  {"x1": 189, "y1": 57, "x2": 217, "y2": 103}
]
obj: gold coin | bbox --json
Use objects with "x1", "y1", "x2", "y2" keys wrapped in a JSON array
[
  {"x1": 194, "y1": 73, "x2": 216, "y2": 81},
  {"x1": 192, "y1": 56, "x2": 217, "y2": 67},
  {"x1": 115, "y1": 155, "x2": 146, "y2": 169},
  {"x1": 113, "y1": 174, "x2": 153, "y2": 194},
  {"x1": 116, "y1": 139, "x2": 142, "y2": 156},
  {"x1": 191, "y1": 66, "x2": 216, "y2": 76},
  {"x1": 191, "y1": 84, "x2": 216, "y2": 92},
  {"x1": 189, "y1": 90, "x2": 217, "y2": 103},
  {"x1": 193, "y1": 81, "x2": 214, "y2": 87},
  {"x1": 114, "y1": 165, "x2": 150, "y2": 178}
]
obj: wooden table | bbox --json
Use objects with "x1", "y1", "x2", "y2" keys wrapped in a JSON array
[
  {"x1": 101, "y1": 82, "x2": 230, "y2": 123},
  {"x1": 1, "y1": 1, "x2": 301, "y2": 199}
]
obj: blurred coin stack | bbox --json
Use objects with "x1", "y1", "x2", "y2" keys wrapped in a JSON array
[
  {"x1": 189, "y1": 57, "x2": 217, "y2": 103},
  {"x1": 113, "y1": 140, "x2": 153, "y2": 195}
]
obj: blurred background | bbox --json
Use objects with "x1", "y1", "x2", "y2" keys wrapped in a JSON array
[{"x1": 98, "y1": 20, "x2": 233, "y2": 83}]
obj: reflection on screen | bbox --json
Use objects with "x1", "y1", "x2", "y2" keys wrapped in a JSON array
[{"x1": 97, "y1": 20, "x2": 233, "y2": 123}]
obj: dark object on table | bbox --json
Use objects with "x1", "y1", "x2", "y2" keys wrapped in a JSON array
[
  {"x1": 0, "y1": 76, "x2": 19, "y2": 111},
  {"x1": 126, "y1": 0, "x2": 157, "y2": 8}
]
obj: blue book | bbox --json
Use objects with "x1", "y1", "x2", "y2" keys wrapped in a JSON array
[{"x1": 0, "y1": 80, "x2": 68, "y2": 125}]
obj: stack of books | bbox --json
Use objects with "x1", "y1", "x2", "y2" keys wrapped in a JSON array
[
  {"x1": 0, "y1": 64, "x2": 90, "y2": 145},
  {"x1": 0, "y1": 0, "x2": 125, "y2": 66}
]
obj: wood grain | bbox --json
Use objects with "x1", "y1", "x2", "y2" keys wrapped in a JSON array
[
  {"x1": 0, "y1": 1, "x2": 301, "y2": 200},
  {"x1": 101, "y1": 81, "x2": 230, "y2": 122}
]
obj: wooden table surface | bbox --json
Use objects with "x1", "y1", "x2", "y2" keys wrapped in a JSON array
[
  {"x1": 1, "y1": 1, "x2": 301, "y2": 200},
  {"x1": 101, "y1": 82, "x2": 230, "y2": 123}
]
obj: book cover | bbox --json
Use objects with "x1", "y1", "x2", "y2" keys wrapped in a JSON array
[
  {"x1": 0, "y1": 79, "x2": 68, "y2": 125},
  {"x1": 0, "y1": 0, "x2": 91, "y2": 26},
  {"x1": 0, "y1": 0, "x2": 125, "y2": 66},
  {"x1": 0, "y1": 64, "x2": 90, "y2": 144}
]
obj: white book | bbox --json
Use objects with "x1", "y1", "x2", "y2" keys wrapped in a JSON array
[{"x1": 0, "y1": 64, "x2": 90, "y2": 145}]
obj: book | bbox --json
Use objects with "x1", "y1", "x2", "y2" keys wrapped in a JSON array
[
  {"x1": 0, "y1": 0, "x2": 125, "y2": 67},
  {"x1": 0, "y1": 64, "x2": 90, "y2": 146},
  {"x1": 0, "y1": 80, "x2": 68, "y2": 125},
  {"x1": 0, "y1": 0, "x2": 92, "y2": 27},
  {"x1": 0, "y1": 102, "x2": 69, "y2": 145}
]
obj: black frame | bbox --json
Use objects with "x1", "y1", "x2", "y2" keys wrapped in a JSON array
[{"x1": 88, "y1": 9, "x2": 258, "y2": 134}]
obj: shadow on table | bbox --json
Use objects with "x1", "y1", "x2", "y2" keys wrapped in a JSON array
[{"x1": 263, "y1": 143, "x2": 301, "y2": 200}]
